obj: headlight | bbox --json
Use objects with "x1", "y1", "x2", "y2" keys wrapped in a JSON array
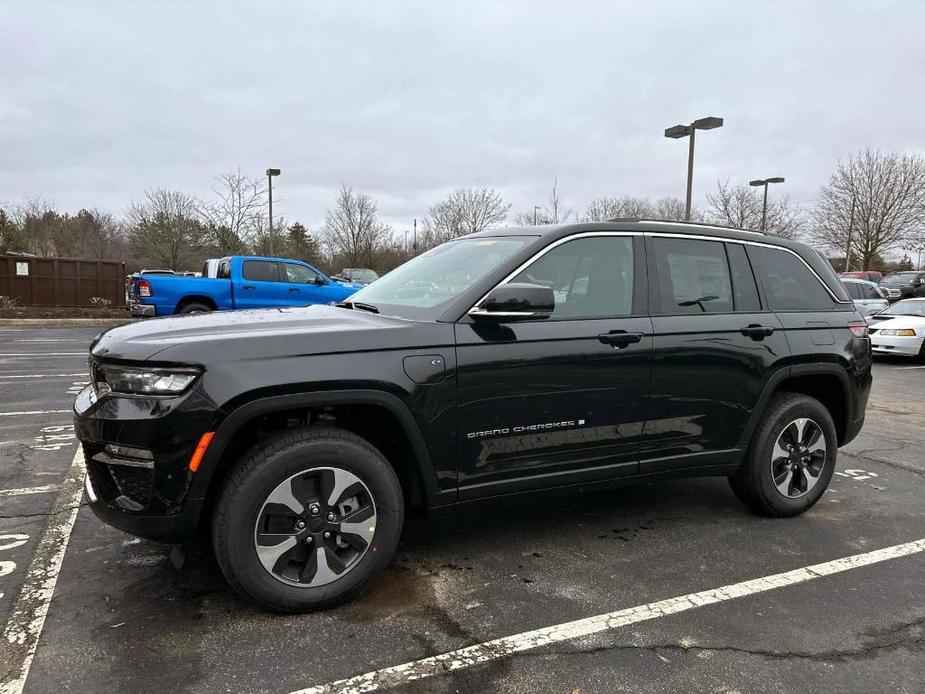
[
  {"x1": 879, "y1": 328, "x2": 917, "y2": 337},
  {"x1": 94, "y1": 363, "x2": 201, "y2": 395}
]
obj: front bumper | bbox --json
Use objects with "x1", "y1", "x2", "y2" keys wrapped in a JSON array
[
  {"x1": 74, "y1": 382, "x2": 219, "y2": 544},
  {"x1": 128, "y1": 300, "x2": 156, "y2": 317},
  {"x1": 870, "y1": 333, "x2": 925, "y2": 356}
]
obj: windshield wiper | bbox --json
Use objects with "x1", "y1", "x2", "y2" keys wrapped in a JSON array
[{"x1": 336, "y1": 300, "x2": 379, "y2": 314}]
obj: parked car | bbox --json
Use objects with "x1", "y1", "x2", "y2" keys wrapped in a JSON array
[
  {"x1": 839, "y1": 277, "x2": 888, "y2": 317},
  {"x1": 867, "y1": 298, "x2": 925, "y2": 358},
  {"x1": 839, "y1": 270, "x2": 883, "y2": 283},
  {"x1": 76, "y1": 220, "x2": 871, "y2": 612},
  {"x1": 128, "y1": 255, "x2": 360, "y2": 317},
  {"x1": 332, "y1": 267, "x2": 379, "y2": 285},
  {"x1": 879, "y1": 271, "x2": 925, "y2": 302}
]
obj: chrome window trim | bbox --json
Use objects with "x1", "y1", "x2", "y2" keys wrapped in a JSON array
[{"x1": 466, "y1": 230, "x2": 850, "y2": 316}]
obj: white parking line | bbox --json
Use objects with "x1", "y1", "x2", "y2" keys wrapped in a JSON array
[
  {"x1": 0, "y1": 353, "x2": 86, "y2": 357},
  {"x1": 0, "y1": 374, "x2": 85, "y2": 380},
  {"x1": 0, "y1": 411, "x2": 71, "y2": 418},
  {"x1": 293, "y1": 537, "x2": 925, "y2": 694},
  {"x1": 0, "y1": 449, "x2": 85, "y2": 694},
  {"x1": 0, "y1": 485, "x2": 58, "y2": 498},
  {"x1": 896, "y1": 365, "x2": 925, "y2": 370}
]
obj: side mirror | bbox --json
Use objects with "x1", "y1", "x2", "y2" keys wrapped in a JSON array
[{"x1": 469, "y1": 283, "x2": 555, "y2": 322}]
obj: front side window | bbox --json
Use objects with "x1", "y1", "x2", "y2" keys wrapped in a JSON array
[
  {"x1": 508, "y1": 236, "x2": 635, "y2": 319},
  {"x1": 750, "y1": 247, "x2": 834, "y2": 311},
  {"x1": 841, "y1": 281, "x2": 862, "y2": 300},
  {"x1": 284, "y1": 263, "x2": 320, "y2": 284},
  {"x1": 653, "y1": 237, "x2": 733, "y2": 313}
]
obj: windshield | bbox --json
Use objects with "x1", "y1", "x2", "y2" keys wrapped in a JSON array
[
  {"x1": 348, "y1": 269, "x2": 379, "y2": 281},
  {"x1": 876, "y1": 300, "x2": 925, "y2": 318},
  {"x1": 347, "y1": 237, "x2": 531, "y2": 319},
  {"x1": 882, "y1": 273, "x2": 916, "y2": 285}
]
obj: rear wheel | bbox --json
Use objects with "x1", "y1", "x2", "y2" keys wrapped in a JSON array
[
  {"x1": 729, "y1": 392, "x2": 836, "y2": 516},
  {"x1": 178, "y1": 302, "x2": 212, "y2": 314},
  {"x1": 212, "y1": 427, "x2": 403, "y2": 612}
]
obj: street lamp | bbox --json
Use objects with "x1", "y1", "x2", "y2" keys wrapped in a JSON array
[
  {"x1": 664, "y1": 116, "x2": 724, "y2": 221},
  {"x1": 749, "y1": 176, "x2": 785, "y2": 232},
  {"x1": 266, "y1": 168, "x2": 281, "y2": 255},
  {"x1": 534, "y1": 205, "x2": 541, "y2": 225}
]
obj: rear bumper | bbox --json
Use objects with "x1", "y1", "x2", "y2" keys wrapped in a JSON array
[{"x1": 129, "y1": 301, "x2": 156, "y2": 317}]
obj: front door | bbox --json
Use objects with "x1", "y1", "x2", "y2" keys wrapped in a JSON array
[{"x1": 455, "y1": 233, "x2": 652, "y2": 498}]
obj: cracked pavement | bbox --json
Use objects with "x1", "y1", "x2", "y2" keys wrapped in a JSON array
[{"x1": 1, "y1": 327, "x2": 924, "y2": 693}]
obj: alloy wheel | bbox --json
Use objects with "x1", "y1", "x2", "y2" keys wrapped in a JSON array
[
  {"x1": 770, "y1": 417, "x2": 827, "y2": 499},
  {"x1": 253, "y1": 466, "x2": 377, "y2": 587}
]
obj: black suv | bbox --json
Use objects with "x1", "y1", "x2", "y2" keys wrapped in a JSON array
[{"x1": 74, "y1": 220, "x2": 872, "y2": 612}]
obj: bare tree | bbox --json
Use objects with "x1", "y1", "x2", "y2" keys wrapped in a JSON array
[
  {"x1": 127, "y1": 189, "x2": 205, "y2": 270},
  {"x1": 583, "y1": 196, "x2": 692, "y2": 222},
  {"x1": 201, "y1": 168, "x2": 267, "y2": 254},
  {"x1": 513, "y1": 177, "x2": 575, "y2": 225},
  {"x1": 707, "y1": 180, "x2": 802, "y2": 237},
  {"x1": 814, "y1": 150, "x2": 925, "y2": 269},
  {"x1": 421, "y1": 188, "x2": 510, "y2": 246},
  {"x1": 319, "y1": 184, "x2": 391, "y2": 266}
]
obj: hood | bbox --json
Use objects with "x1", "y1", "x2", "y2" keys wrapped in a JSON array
[
  {"x1": 868, "y1": 315, "x2": 925, "y2": 331},
  {"x1": 91, "y1": 305, "x2": 452, "y2": 363}
]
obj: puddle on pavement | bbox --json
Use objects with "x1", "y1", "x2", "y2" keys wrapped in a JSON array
[{"x1": 340, "y1": 565, "x2": 435, "y2": 622}]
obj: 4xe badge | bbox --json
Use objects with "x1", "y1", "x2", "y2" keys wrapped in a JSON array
[{"x1": 467, "y1": 419, "x2": 586, "y2": 439}]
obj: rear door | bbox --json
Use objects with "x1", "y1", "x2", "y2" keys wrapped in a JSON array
[
  {"x1": 455, "y1": 233, "x2": 652, "y2": 497},
  {"x1": 640, "y1": 236, "x2": 789, "y2": 471},
  {"x1": 237, "y1": 259, "x2": 282, "y2": 309}
]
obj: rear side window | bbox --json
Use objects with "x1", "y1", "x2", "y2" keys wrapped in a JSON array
[
  {"x1": 242, "y1": 260, "x2": 280, "y2": 282},
  {"x1": 750, "y1": 247, "x2": 834, "y2": 311},
  {"x1": 653, "y1": 237, "x2": 733, "y2": 313},
  {"x1": 841, "y1": 281, "x2": 861, "y2": 299}
]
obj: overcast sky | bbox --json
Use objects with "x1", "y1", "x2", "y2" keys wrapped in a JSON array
[{"x1": 3, "y1": 1, "x2": 924, "y2": 235}]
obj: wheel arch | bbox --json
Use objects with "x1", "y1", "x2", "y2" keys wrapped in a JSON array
[
  {"x1": 175, "y1": 295, "x2": 218, "y2": 313},
  {"x1": 189, "y1": 389, "x2": 443, "y2": 523},
  {"x1": 739, "y1": 364, "x2": 854, "y2": 449}
]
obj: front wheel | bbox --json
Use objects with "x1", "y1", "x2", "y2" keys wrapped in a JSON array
[
  {"x1": 212, "y1": 427, "x2": 404, "y2": 612},
  {"x1": 729, "y1": 393, "x2": 837, "y2": 517}
]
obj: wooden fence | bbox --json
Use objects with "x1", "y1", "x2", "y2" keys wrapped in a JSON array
[{"x1": 0, "y1": 255, "x2": 126, "y2": 307}]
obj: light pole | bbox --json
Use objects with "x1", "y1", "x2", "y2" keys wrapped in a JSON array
[
  {"x1": 664, "y1": 116, "x2": 724, "y2": 220},
  {"x1": 265, "y1": 168, "x2": 281, "y2": 255},
  {"x1": 748, "y1": 177, "x2": 785, "y2": 231},
  {"x1": 533, "y1": 205, "x2": 541, "y2": 225}
]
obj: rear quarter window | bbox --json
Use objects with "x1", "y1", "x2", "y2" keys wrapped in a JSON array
[{"x1": 750, "y1": 247, "x2": 835, "y2": 311}]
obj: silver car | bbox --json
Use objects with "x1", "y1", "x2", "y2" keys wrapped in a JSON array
[{"x1": 840, "y1": 278, "x2": 888, "y2": 317}]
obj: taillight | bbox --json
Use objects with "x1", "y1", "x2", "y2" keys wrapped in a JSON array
[
  {"x1": 848, "y1": 321, "x2": 868, "y2": 338},
  {"x1": 138, "y1": 279, "x2": 152, "y2": 298}
]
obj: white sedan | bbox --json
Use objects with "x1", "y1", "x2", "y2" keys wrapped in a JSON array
[{"x1": 868, "y1": 298, "x2": 925, "y2": 358}]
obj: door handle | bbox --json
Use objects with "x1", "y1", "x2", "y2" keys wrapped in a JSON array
[
  {"x1": 598, "y1": 330, "x2": 644, "y2": 348},
  {"x1": 740, "y1": 324, "x2": 775, "y2": 339},
  {"x1": 243, "y1": 285, "x2": 255, "y2": 291}
]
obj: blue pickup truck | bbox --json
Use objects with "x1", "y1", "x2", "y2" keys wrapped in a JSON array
[{"x1": 128, "y1": 256, "x2": 360, "y2": 317}]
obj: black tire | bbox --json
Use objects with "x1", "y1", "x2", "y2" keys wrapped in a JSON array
[
  {"x1": 728, "y1": 392, "x2": 837, "y2": 517},
  {"x1": 178, "y1": 302, "x2": 212, "y2": 314},
  {"x1": 212, "y1": 426, "x2": 403, "y2": 612}
]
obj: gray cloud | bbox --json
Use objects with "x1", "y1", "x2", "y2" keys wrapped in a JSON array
[{"x1": 3, "y1": 0, "x2": 924, "y2": 233}]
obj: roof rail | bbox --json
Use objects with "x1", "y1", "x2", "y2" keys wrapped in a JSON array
[{"x1": 607, "y1": 218, "x2": 766, "y2": 236}]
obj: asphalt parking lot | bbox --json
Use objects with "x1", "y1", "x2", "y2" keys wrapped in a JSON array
[{"x1": 1, "y1": 324, "x2": 923, "y2": 693}]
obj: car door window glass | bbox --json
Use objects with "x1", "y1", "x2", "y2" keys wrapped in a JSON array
[
  {"x1": 242, "y1": 260, "x2": 280, "y2": 282},
  {"x1": 842, "y1": 282, "x2": 861, "y2": 299},
  {"x1": 750, "y1": 247, "x2": 834, "y2": 311},
  {"x1": 654, "y1": 237, "x2": 733, "y2": 313},
  {"x1": 727, "y1": 243, "x2": 761, "y2": 311},
  {"x1": 284, "y1": 263, "x2": 320, "y2": 284},
  {"x1": 859, "y1": 283, "x2": 879, "y2": 299},
  {"x1": 509, "y1": 236, "x2": 634, "y2": 319}
]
